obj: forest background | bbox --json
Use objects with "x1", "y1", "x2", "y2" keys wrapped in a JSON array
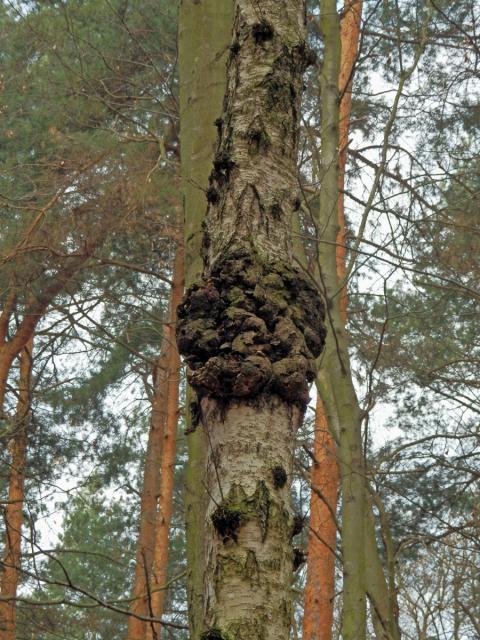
[{"x1": 0, "y1": 1, "x2": 478, "y2": 639}]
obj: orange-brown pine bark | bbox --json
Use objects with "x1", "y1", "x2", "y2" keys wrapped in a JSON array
[
  {"x1": 303, "y1": 397, "x2": 340, "y2": 640},
  {"x1": 146, "y1": 240, "x2": 184, "y2": 640},
  {"x1": 303, "y1": 2, "x2": 362, "y2": 638},
  {"x1": 126, "y1": 352, "x2": 169, "y2": 640},
  {"x1": 0, "y1": 336, "x2": 34, "y2": 640},
  {"x1": 337, "y1": 0, "x2": 362, "y2": 323}
]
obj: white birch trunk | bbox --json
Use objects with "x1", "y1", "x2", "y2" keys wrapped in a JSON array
[{"x1": 177, "y1": 2, "x2": 325, "y2": 638}]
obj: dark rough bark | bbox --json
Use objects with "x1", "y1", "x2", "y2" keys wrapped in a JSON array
[
  {"x1": 177, "y1": 253, "x2": 325, "y2": 406},
  {"x1": 177, "y1": 0, "x2": 325, "y2": 411}
]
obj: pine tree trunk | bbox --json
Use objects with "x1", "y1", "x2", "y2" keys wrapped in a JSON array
[
  {"x1": 126, "y1": 355, "x2": 168, "y2": 640},
  {"x1": 0, "y1": 347, "x2": 16, "y2": 418},
  {"x1": 177, "y1": 3, "x2": 325, "y2": 639},
  {"x1": 146, "y1": 240, "x2": 184, "y2": 640},
  {"x1": 0, "y1": 337, "x2": 33, "y2": 640},
  {"x1": 0, "y1": 294, "x2": 16, "y2": 417},
  {"x1": 303, "y1": 397, "x2": 339, "y2": 640},
  {"x1": 303, "y1": 3, "x2": 362, "y2": 638},
  {"x1": 337, "y1": 0, "x2": 362, "y2": 324},
  {"x1": 178, "y1": 2, "x2": 233, "y2": 637},
  {"x1": 0, "y1": 244, "x2": 104, "y2": 416}
]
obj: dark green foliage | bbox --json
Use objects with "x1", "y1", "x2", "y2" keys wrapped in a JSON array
[{"x1": 18, "y1": 487, "x2": 136, "y2": 639}]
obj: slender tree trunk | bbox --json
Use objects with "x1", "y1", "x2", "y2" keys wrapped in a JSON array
[
  {"x1": 0, "y1": 336, "x2": 33, "y2": 640},
  {"x1": 337, "y1": 0, "x2": 362, "y2": 323},
  {"x1": 316, "y1": 2, "x2": 366, "y2": 639},
  {"x1": 365, "y1": 492, "x2": 401, "y2": 640},
  {"x1": 0, "y1": 349, "x2": 15, "y2": 418},
  {"x1": 336, "y1": 8, "x2": 401, "y2": 638},
  {"x1": 303, "y1": 3, "x2": 362, "y2": 638},
  {"x1": 303, "y1": 397, "x2": 339, "y2": 640},
  {"x1": 178, "y1": 2, "x2": 233, "y2": 637},
  {"x1": 177, "y1": 3, "x2": 325, "y2": 639},
  {"x1": 0, "y1": 293, "x2": 16, "y2": 417},
  {"x1": 146, "y1": 240, "x2": 184, "y2": 640},
  {"x1": 126, "y1": 355, "x2": 169, "y2": 640}
]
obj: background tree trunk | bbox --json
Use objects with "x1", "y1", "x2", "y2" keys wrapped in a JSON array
[
  {"x1": 146, "y1": 239, "x2": 184, "y2": 640},
  {"x1": 337, "y1": 0, "x2": 363, "y2": 323},
  {"x1": 303, "y1": 397, "x2": 339, "y2": 640},
  {"x1": 303, "y1": 3, "x2": 362, "y2": 639},
  {"x1": 316, "y1": 2, "x2": 366, "y2": 639},
  {"x1": 0, "y1": 336, "x2": 34, "y2": 640},
  {"x1": 126, "y1": 351, "x2": 170, "y2": 640},
  {"x1": 178, "y1": 2, "x2": 233, "y2": 637},
  {"x1": 365, "y1": 492, "x2": 401, "y2": 640}
]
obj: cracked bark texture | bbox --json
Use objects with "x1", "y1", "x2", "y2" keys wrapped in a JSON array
[{"x1": 177, "y1": 2, "x2": 325, "y2": 639}]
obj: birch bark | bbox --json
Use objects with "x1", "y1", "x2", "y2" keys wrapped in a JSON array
[{"x1": 177, "y1": 3, "x2": 325, "y2": 638}]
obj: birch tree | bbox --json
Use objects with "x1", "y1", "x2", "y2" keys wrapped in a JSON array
[{"x1": 176, "y1": 2, "x2": 325, "y2": 638}]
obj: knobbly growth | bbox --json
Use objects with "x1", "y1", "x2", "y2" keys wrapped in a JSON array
[{"x1": 177, "y1": 2, "x2": 325, "y2": 639}]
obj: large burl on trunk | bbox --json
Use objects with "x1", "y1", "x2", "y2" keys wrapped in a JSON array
[{"x1": 176, "y1": 2, "x2": 325, "y2": 639}]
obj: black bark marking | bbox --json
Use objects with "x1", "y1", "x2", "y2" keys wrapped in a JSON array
[
  {"x1": 229, "y1": 40, "x2": 241, "y2": 56},
  {"x1": 246, "y1": 127, "x2": 271, "y2": 155},
  {"x1": 291, "y1": 513, "x2": 305, "y2": 538},
  {"x1": 252, "y1": 20, "x2": 274, "y2": 45},
  {"x1": 212, "y1": 505, "x2": 244, "y2": 543},
  {"x1": 212, "y1": 151, "x2": 236, "y2": 185},
  {"x1": 270, "y1": 203, "x2": 282, "y2": 219},
  {"x1": 293, "y1": 547, "x2": 307, "y2": 571},
  {"x1": 272, "y1": 465, "x2": 288, "y2": 489},
  {"x1": 201, "y1": 629, "x2": 226, "y2": 640},
  {"x1": 206, "y1": 186, "x2": 220, "y2": 204}
]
